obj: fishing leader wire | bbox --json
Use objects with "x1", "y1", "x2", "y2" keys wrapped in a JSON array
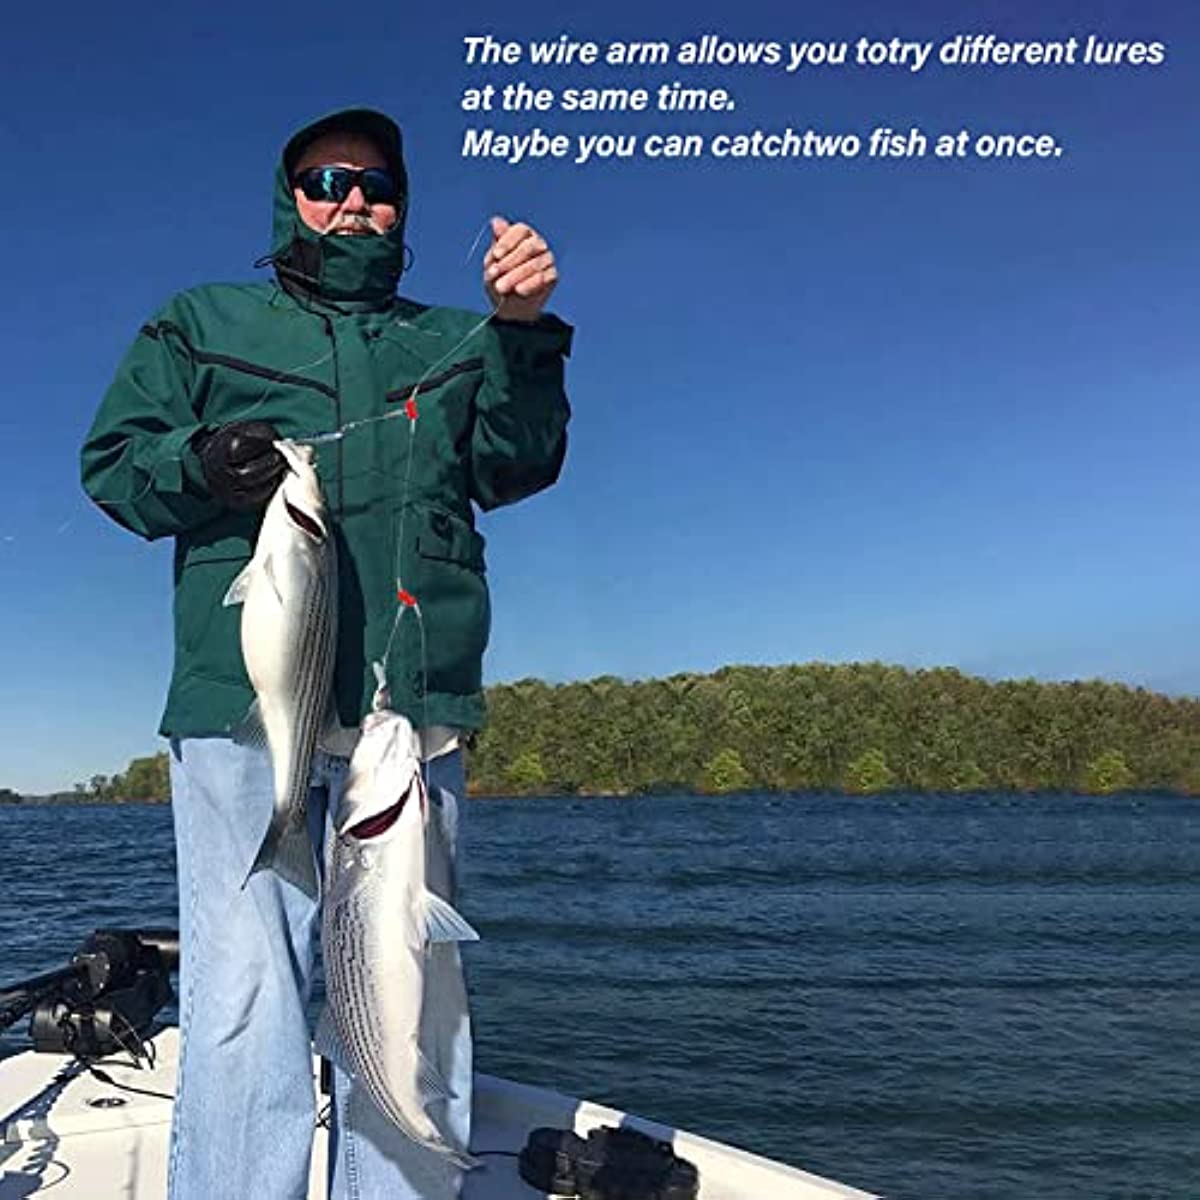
[
  {"x1": 272, "y1": 223, "x2": 510, "y2": 737},
  {"x1": 343, "y1": 219, "x2": 529, "y2": 727},
  {"x1": 344, "y1": 301, "x2": 501, "y2": 739}
]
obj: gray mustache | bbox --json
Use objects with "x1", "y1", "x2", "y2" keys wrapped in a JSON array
[{"x1": 329, "y1": 214, "x2": 382, "y2": 234}]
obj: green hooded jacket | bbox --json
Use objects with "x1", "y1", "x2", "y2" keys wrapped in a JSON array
[{"x1": 81, "y1": 108, "x2": 572, "y2": 738}]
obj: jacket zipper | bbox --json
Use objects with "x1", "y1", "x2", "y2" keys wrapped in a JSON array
[
  {"x1": 140, "y1": 322, "x2": 337, "y2": 399},
  {"x1": 319, "y1": 315, "x2": 345, "y2": 516}
]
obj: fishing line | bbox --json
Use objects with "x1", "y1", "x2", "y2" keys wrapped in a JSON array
[
  {"x1": 283, "y1": 220, "x2": 504, "y2": 735},
  {"x1": 463, "y1": 219, "x2": 492, "y2": 267},
  {"x1": 290, "y1": 303, "x2": 498, "y2": 447},
  {"x1": 0, "y1": 340, "x2": 338, "y2": 546},
  {"x1": 325, "y1": 220, "x2": 502, "y2": 720},
  {"x1": 86, "y1": 341, "x2": 339, "y2": 516},
  {"x1": 287, "y1": 298, "x2": 499, "y2": 742}
]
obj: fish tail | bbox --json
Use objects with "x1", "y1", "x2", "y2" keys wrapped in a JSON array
[
  {"x1": 248, "y1": 818, "x2": 319, "y2": 898},
  {"x1": 447, "y1": 1148, "x2": 483, "y2": 1172}
]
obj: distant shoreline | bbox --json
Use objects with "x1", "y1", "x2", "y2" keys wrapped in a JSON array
[
  {"x1": 4, "y1": 788, "x2": 1195, "y2": 807},
  {"x1": 2, "y1": 796, "x2": 171, "y2": 806},
  {"x1": 12, "y1": 661, "x2": 1200, "y2": 802}
]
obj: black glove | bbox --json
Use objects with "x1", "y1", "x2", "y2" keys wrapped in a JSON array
[{"x1": 194, "y1": 421, "x2": 288, "y2": 511}]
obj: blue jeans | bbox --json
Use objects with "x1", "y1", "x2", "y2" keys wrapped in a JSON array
[{"x1": 166, "y1": 737, "x2": 471, "y2": 1200}]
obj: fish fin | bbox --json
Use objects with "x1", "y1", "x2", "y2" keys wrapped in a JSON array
[
  {"x1": 416, "y1": 1048, "x2": 456, "y2": 1104},
  {"x1": 422, "y1": 891, "x2": 480, "y2": 945},
  {"x1": 222, "y1": 560, "x2": 256, "y2": 607},
  {"x1": 342, "y1": 1079, "x2": 420, "y2": 1150},
  {"x1": 247, "y1": 819, "x2": 319, "y2": 899},
  {"x1": 413, "y1": 1056, "x2": 484, "y2": 1169},
  {"x1": 451, "y1": 1149, "x2": 484, "y2": 1172},
  {"x1": 230, "y1": 699, "x2": 269, "y2": 753}
]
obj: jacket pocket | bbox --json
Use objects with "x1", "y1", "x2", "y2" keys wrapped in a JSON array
[
  {"x1": 415, "y1": 504, "x2": 486, "y2": 572},
  {"x1": 175, "y1": 546, "x2": 253, "y2": 687},
  {"x1": 394, "y1": 504, "x2": 490, "y2": 698}
]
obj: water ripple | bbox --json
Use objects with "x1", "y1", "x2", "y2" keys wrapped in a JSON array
[{"x1": 1, "y1": 793, "x2": 1198, "y2": 1199}]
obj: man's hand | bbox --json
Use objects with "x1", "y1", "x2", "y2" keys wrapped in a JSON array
[
  {"x1": 483, "y1": 216, "x2": 558, "y2": 322},
  {"x1": 195, "y1": 421, "x2": 288, "y2": 511}
]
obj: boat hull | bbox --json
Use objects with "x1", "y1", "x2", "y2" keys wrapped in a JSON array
[{"x1": 0, "y1": 1029, "x2": 877, "y2": 1198}]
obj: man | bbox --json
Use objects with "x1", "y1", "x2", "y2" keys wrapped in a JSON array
[{"x1": 80, "y1": 108, "x2": 571, "y2": 1199}]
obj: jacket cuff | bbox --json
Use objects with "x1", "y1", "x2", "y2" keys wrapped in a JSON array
[
  {"x1": 172, "y1": 424, "x2": 211, "y2": 494},
  {"x1": 490, "y1": 313, "x2": 574, "y2": 361}
]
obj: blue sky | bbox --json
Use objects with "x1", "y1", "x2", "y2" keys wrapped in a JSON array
[{"x1": 1, "y1": 0, "x2": 1196, "y2": 793}]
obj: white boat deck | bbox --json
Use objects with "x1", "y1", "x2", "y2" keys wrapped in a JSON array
[{"x1": 0, "y1": 1030, "x2": 877, "y2": 1199}]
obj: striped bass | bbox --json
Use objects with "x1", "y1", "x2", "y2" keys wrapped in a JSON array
[
  {"x1": 223, "y1": 439, "x2": 336, "y2": 899},
  {"x1": 317, "y1": 706, "x2": 479, "y2": 1170}
]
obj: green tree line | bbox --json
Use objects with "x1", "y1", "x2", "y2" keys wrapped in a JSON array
[
  {"x1": 75, "y1": 753, "x2": 171, "y2": 803},
  {"x1": 7, "y1": 662, "x2": 1198, "y2": 803},
  {"x1": 467, "y1": 662, "x2": 1200, "y2": 796}
]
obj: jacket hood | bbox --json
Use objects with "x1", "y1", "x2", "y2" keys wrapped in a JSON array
[{"x1": 269, "y1": 107, "x2": 409, "y2": 304}]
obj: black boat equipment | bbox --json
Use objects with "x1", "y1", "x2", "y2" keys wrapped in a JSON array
[{"x1": 0, "y1": 928, "x2": 178, "y2": 1062}]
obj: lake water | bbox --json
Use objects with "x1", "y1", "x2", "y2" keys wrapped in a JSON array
[{"x1": 1, "y1": 793, "x2": 1198, "y2": 1199}]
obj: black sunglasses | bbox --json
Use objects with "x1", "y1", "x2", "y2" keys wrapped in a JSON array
[{"x1": 293, "y1": 166, "x2": 401, "y2": 206}]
